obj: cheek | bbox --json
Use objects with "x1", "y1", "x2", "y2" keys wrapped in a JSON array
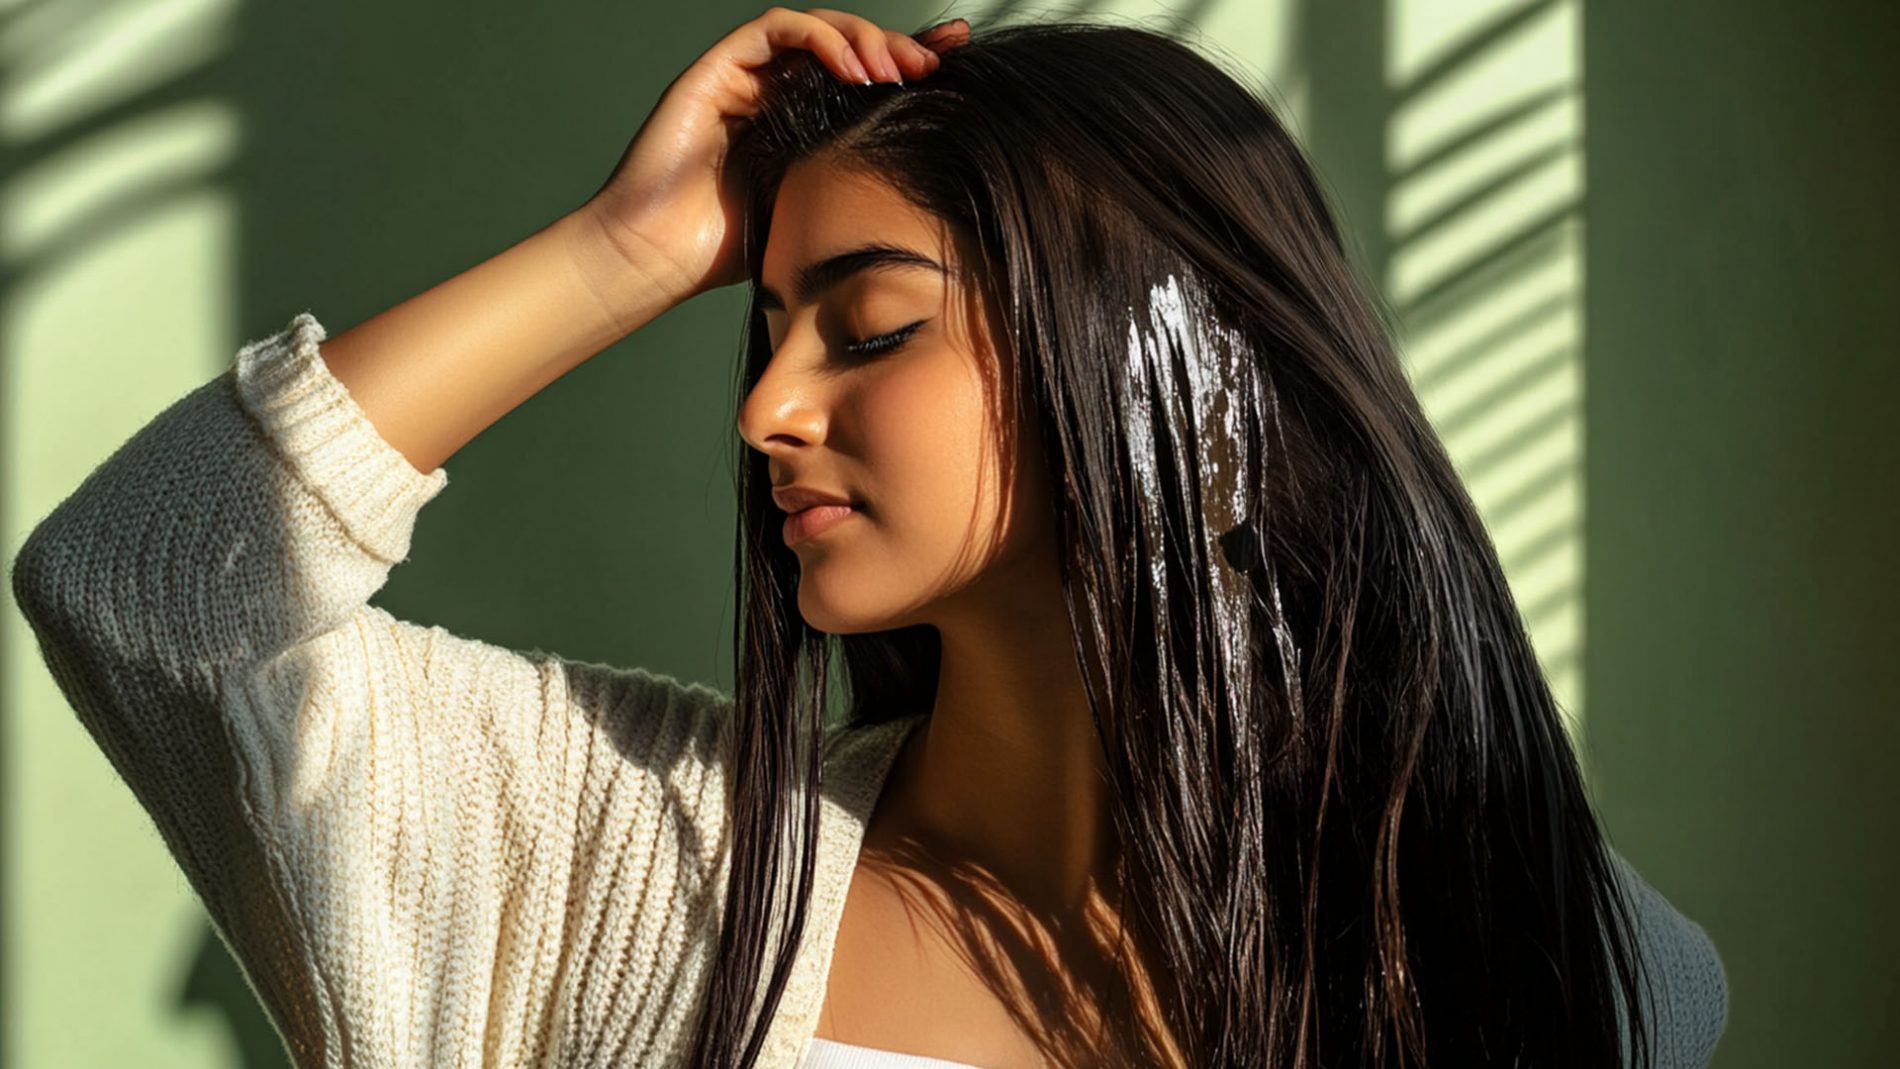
[{"x1": 858, "y1": 363, "x2": 1002, "y2": 544}]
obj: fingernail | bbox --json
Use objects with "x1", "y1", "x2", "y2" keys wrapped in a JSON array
[{"x1": 845, "y1": 52, "x2": 871, "y2": 84}]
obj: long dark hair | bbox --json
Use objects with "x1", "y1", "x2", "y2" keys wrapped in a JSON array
[{"x1": 684, "y1": 18, "x2": 1655, "y2": 1069}]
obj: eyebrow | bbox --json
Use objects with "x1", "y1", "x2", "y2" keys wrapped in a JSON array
[{"x1": 756, "y1": 242, "x2": 947, "y2": 312}]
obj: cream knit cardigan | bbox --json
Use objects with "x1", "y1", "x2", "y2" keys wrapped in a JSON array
[{"x1": 9, "y1": 312, "x2": 1728, "y2": 1068}]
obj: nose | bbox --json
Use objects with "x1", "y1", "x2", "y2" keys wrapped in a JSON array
[{"x1": 736, "y1": 337, "x2": 832, "y2": 466}]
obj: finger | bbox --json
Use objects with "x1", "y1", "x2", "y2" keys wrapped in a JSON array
[
  {"x1": 884, "y1": 29, "x2": 941, "y2": 77},
  {"x1": 748, "y1": 6, "x2": 870, "y2": 84},
  {"x1": 805, "y1": 7, "x2": 904, "y2": 82},
  {"x1": 916, "y1": 18, "x2": 970, "y2": 50}
]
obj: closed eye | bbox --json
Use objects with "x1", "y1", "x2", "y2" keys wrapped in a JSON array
[{"x1": 844, "y1": 320, "x2": 926, "y2": 358}]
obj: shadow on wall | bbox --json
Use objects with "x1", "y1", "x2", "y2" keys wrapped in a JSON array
[{"x1": 181, "y1": 938, "x2": 295, "y2": 1069}]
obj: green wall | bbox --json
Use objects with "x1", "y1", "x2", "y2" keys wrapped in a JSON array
[{"x1": 1581, "y1": 1, "x2": 1900, "y2": 1065}]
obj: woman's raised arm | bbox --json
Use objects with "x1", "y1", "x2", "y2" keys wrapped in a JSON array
[{"x1": 314, "y1": 207, "x2": 678, "y2": 477}]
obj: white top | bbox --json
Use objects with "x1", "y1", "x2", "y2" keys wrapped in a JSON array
[{"x1": 801, "y1": 1036, "x2": 987, "y2": 1068}]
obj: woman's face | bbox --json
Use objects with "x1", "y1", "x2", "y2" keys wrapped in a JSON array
[{"x1": 738, "y1": 156, "x2": 1057, "y2": 634}]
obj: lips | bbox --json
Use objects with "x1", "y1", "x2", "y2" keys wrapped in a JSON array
[
  {"x1": 771, "y1": 484, "x2": 862, "y2": 546},
  {"x1": 782, "y1": 503, "x2": 856, "y2": 546},
  {"x1": 771, "y1": 485, "x2": 856, "y2": 513}
]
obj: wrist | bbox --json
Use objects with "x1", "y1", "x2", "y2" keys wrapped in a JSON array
[{"x1": 560, "y1": 204, "x2": 695, "y2": 337}]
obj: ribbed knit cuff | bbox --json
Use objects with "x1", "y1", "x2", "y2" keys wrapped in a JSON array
[{"x1": 231, "y1": 311, "x2": 450, "y2": 565}]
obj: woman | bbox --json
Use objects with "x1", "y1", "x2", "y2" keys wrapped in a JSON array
[{"x1": 10, "y1": 7, "x2": 1726, "y2": 1068}]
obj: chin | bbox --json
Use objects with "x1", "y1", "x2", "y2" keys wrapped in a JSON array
[
  {"x1": 795, "y1": 603, "x2": 886, "y2": 636},
  {"x1": 794, "y1": 579, "x2": 913, "y2": 636}
]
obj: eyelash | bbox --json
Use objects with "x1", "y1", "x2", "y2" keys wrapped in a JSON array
[{"x1": 843, "y1": 320, "x2": 925, "y2": 358}]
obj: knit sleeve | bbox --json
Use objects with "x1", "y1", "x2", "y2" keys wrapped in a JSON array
[
  {"x1": 1609, "y1": 849, "x2": 1730, "y2": 1069},
  {"x1": 8, "y1": 312, "x2": 737, "y2": 1066}
]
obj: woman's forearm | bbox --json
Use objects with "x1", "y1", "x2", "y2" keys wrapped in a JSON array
[{"x1": 315, "y1": 207, "x2": 684, "y2": 475}]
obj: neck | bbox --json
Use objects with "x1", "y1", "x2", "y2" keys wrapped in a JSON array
[{"x1": 876, "y1": 566, "x2": 1121, "y2": 918}]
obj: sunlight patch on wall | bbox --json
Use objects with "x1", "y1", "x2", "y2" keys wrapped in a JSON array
[
  {"x1": 1385, "y1": 0, "x2": 1587, "y2": 741},
  {"x1": 2, "y1": 0, "x2": 243, "y2": 1064}
]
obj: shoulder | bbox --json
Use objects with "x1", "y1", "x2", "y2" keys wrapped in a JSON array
[{"x1": 1608, "y1": 850, "x2": 1730, "y2": 1068}]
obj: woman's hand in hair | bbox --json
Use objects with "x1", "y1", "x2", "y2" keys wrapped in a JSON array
[{"x1": 576, "y1": 8, "x2": 970, "y2": 307}]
